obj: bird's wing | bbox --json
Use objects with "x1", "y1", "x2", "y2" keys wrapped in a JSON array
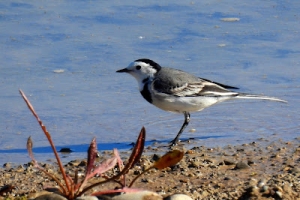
[
  {"x1": 152, "y1": 69, "x2": 238, "y2": 97},
  {"x1": 200, "y1": 78, "x2": 239, "y2": 90}
]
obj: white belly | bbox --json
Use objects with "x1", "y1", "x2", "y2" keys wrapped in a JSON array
[{"x1": 151, "y1": 93, "x2": 231, "y2": 113}]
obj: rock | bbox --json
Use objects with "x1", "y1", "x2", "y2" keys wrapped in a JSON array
[
  {"x1": 261, "y1": 185, "x2": 269, "y2": 192},
  {"x1": 3, "y1": 163, "x2": 11, "y2": 168},
  {"x1": 34, "y1": 193, "x2": 67, "y2": 200},
  {"x1": 164, "y1": 194, "x2": 193, "y2": 200},
  {"x1": 234, "y1": 161, "x2": 250, "y2": 170},
  {"x1": 289, "y1": 167, "x2": 300, "y2": 175},
  {"x1": 152, "y1": 154, "x2": 161, "y2": 161},
  {"x1": 223, "y1": 159, "x2": 236, "y2": 165},
  {"x1": 77, "y1": 196, "x2": 98, "y2": 200},
  {"x1": 78, "y1": 160, "x2": 88, "y2": 167},
  {"x1": 275, "y1": 191, "x2": 282, "y2": 198},
  {"x1": 257, "y1": 179, "x2": 266, "y2": 188},
  {"x1": 28, "y1": 191, "x2": 52, "y2": 199},
  {"x1": 59, "y1": 148, "x2": 73, "y2": 153},
  {"x1": 98, "y1": 191, "x2": 163, "y2": 200},
  {"x1": 188, "y1": 161, "x2": 202, "y2": 168}
]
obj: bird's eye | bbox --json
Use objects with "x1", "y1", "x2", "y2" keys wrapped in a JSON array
[{"x1": 136, "y1": 65, "x2": 141, "y2": 70}]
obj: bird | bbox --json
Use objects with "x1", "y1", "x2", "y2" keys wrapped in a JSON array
[{"x1": 116, "y1": 58, "x2": 287, "y2": 146}]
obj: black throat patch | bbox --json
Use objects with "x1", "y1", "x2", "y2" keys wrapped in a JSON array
[{"x1": 140, "y1": 82, "x2": 152, "y2": 103}]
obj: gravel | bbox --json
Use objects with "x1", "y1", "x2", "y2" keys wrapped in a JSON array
[{"x1": 0, "y1": 138, "x2": 299, "y2": 200}]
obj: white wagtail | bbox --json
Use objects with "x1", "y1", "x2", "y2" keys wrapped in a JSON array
[{"x1": 116, "y1": 58, "x2": 287, "y2": 146}]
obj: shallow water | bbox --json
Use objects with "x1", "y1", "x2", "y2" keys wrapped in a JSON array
[{"x1": 0, "y1": 1, "x2": 299, "y2": 165}]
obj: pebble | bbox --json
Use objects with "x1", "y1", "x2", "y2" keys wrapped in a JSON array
[
  {"x1": 53, "y1": 69, "x2": 65, "y2": 73},
  {"x1": 220, "y1": 17, "x2": 240, "y2": 22},
  {"x1": 77, "y1": 196, "x2": 98, "y2": 200},
  {"x1": 59, "y1": 148, "x2": 73, "y2": 153},
  {"x1": 164, "y1": 194, "x2": 193, "y2": 200},
  {"x1": 109, "y1": 191, "x2": 163, "y2": 200},
  {"x1": 234, "y1": 161, "x2": 250, "y2": 170},
  {"x1": 189, "y1": 129, "x2": 196, "y2": 133},
  {"x1": 3, "y1": 162, "x2": 11, "y2": 168},
  {"x1": 261, "y1": 185, "x2": 269, "y2": 192},
  {"x1": 257, "y1": 179, "x2": 266, "y2": 187},
  {"x1": 275, "y1": 191, "x2": 283, "y2": 198},
  {"x1": 289, "y1": 167, "x2": 300, "y2": 175},
  {"x1": 34, "y1": 193, "x2": 67, "y2": 200},
  {"x1": 223, "y1": 159, "x2": 236, "y2": 165},
  {"x1": 152, "y1": 154, "x2": 161, "y2": 161}
]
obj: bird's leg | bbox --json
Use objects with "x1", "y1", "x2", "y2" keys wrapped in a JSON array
[{"x1": 169, "y1": 112, "x2": 190, "y2": 146}]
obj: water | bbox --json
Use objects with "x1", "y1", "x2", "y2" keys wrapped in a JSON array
[{"x1": 0, "y1": 0, "x2": 299, "y2": 165}]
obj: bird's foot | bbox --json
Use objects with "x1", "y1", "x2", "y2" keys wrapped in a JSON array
[{"x1": 169, "y1": 139, "x2": 179, "y2": 148}]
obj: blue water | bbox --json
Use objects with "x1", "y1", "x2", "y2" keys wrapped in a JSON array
[{"x1": 1, "y1": 1, "x2": 299, "y2": 165}]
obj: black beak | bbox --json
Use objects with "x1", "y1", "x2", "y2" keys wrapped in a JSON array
[{"x1": 116, "y1": 68, "x2": 130, "y2": 73}]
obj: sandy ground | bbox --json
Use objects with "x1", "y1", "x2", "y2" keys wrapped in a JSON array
[{"x1": 0, "y1": 137, "x2": 299, "y2": 200}]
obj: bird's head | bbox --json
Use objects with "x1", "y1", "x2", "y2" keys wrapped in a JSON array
[{"x1": 116, "y1": 59, "x2": 161, "y2": 84}]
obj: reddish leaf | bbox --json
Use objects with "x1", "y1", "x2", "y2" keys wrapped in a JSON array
[
  {"x1": 87, "y1": 138, "x2": 97, "y2": 175},
  {"x1": 19, "y1": 89, "x2": 71, "y2": 193},
  {"x1": 153, "y1": 150, "x2": 184, "y2": 170},
  {"x1": 26, "y1": 137, "x2": 36, "y2": 163},
  {"x1": 113, "y1": 148, "x2": 124, "y2": 172},
  {"x1": 25, "y1": 137, "x2": 66, "y2": 193},
  {"x1": 122, "y1": 127, "x2": 145, "y2": 173},
  {"x1": 113, "y1": 148, "x2": 125, "y2": 186},
  {"x1": 78, "y1": 127, "x2": 146, "y2": 195},
  {"x1": 93, "y1": 157, "x2": 117, "y2": 175}
]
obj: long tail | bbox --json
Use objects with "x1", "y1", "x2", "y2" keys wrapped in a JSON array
[{"x1": 235, "y1": 93, "x2": 287, "y2": 103}]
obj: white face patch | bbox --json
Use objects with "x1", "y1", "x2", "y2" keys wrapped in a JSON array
[{"x1": 125, "y1": 61, "x2": 157, "y2": 89}]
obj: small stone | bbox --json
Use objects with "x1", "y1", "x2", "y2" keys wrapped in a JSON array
[
  {"x1": 67, "y1": 160, "x2": 81, "y2": 166},
  {"x1": 78, "y1": 160, "x2": 87, "y2": 167},
  {"x1": 179, "y1": 179, "x2": 188, "y2": 183},
  {"x1": 223, "y1": 159, "x2": 236, "y2": 165},
  {"x1": 289, "y1": 167, "x2": 300, "y2": 175},
  {"x1": 200, "y1": 190, "x2": 209, "y2": 198},
  {"x1": 234, "y1": 161, "x2": 250, "y2": 170},
  {"x1": 257, "y1": 179, "x2": 266, "y2": 188},
  {"x1": 188, "y1": 161, "x2": 202, "y2": 168},
  {"x1": 59, "y1": 148, "x2": 73, "y2": 153},
  {"x1": 152, "y1": 154, "x2": 160, "y2": 161},
  {"x1": 141, "y1": 178, "x2": 149, "y2": 183},
  {"x1": 186, "y1": 150, "x2": 195, "y2": 154},
  {"x1": 247, "y1": 160, "x2": 255, "y2": 165},
  {"x1": 164, "y1": 194, "x2": 193, "y2": 200},
  {"x1": 110, "y1": 191, "x2": 163, "y2": 200},
  {"x1": 250, "y1": 186, "x2": 260, "y2": 196},
  {"x1": 220, "y1": 17, "x2": 240, "y2": 22},
  {"x1": 77, "y1": 196, "x2": 98, "y2": 200},
  {"x1": 275, "y1": 191, "x2": 283, "y2": 198},
  {"x1": 189, "y1": 128, "x2": 196, "y2": 133},
  {"x1": 283, "y1": 184, "x2": 293, "y2": 195},
  {"x1": 53, "y1": 69, "x2": 65, "y2": 73},
  {"x1": 249, "y1": 178, "x2": 258, "y2": 186},
  {"x1": 133, "y1": 170, "x2": 140, "y2": 175},
  {"x1": 34, "y1": 193, "x2": 67, "y2": 200},
  {"x1": 15, "y1": 165, "x2": 25, "y2": 172},
  {"x1": 261, "y1": 185, "x2": 269, "y2": 192},
  {"x1": 3, "y1": 163, "x2": 11, "y2": 168},
  {"x1": 218, "y1": 44, "x2": 226, "y2": 47}
]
